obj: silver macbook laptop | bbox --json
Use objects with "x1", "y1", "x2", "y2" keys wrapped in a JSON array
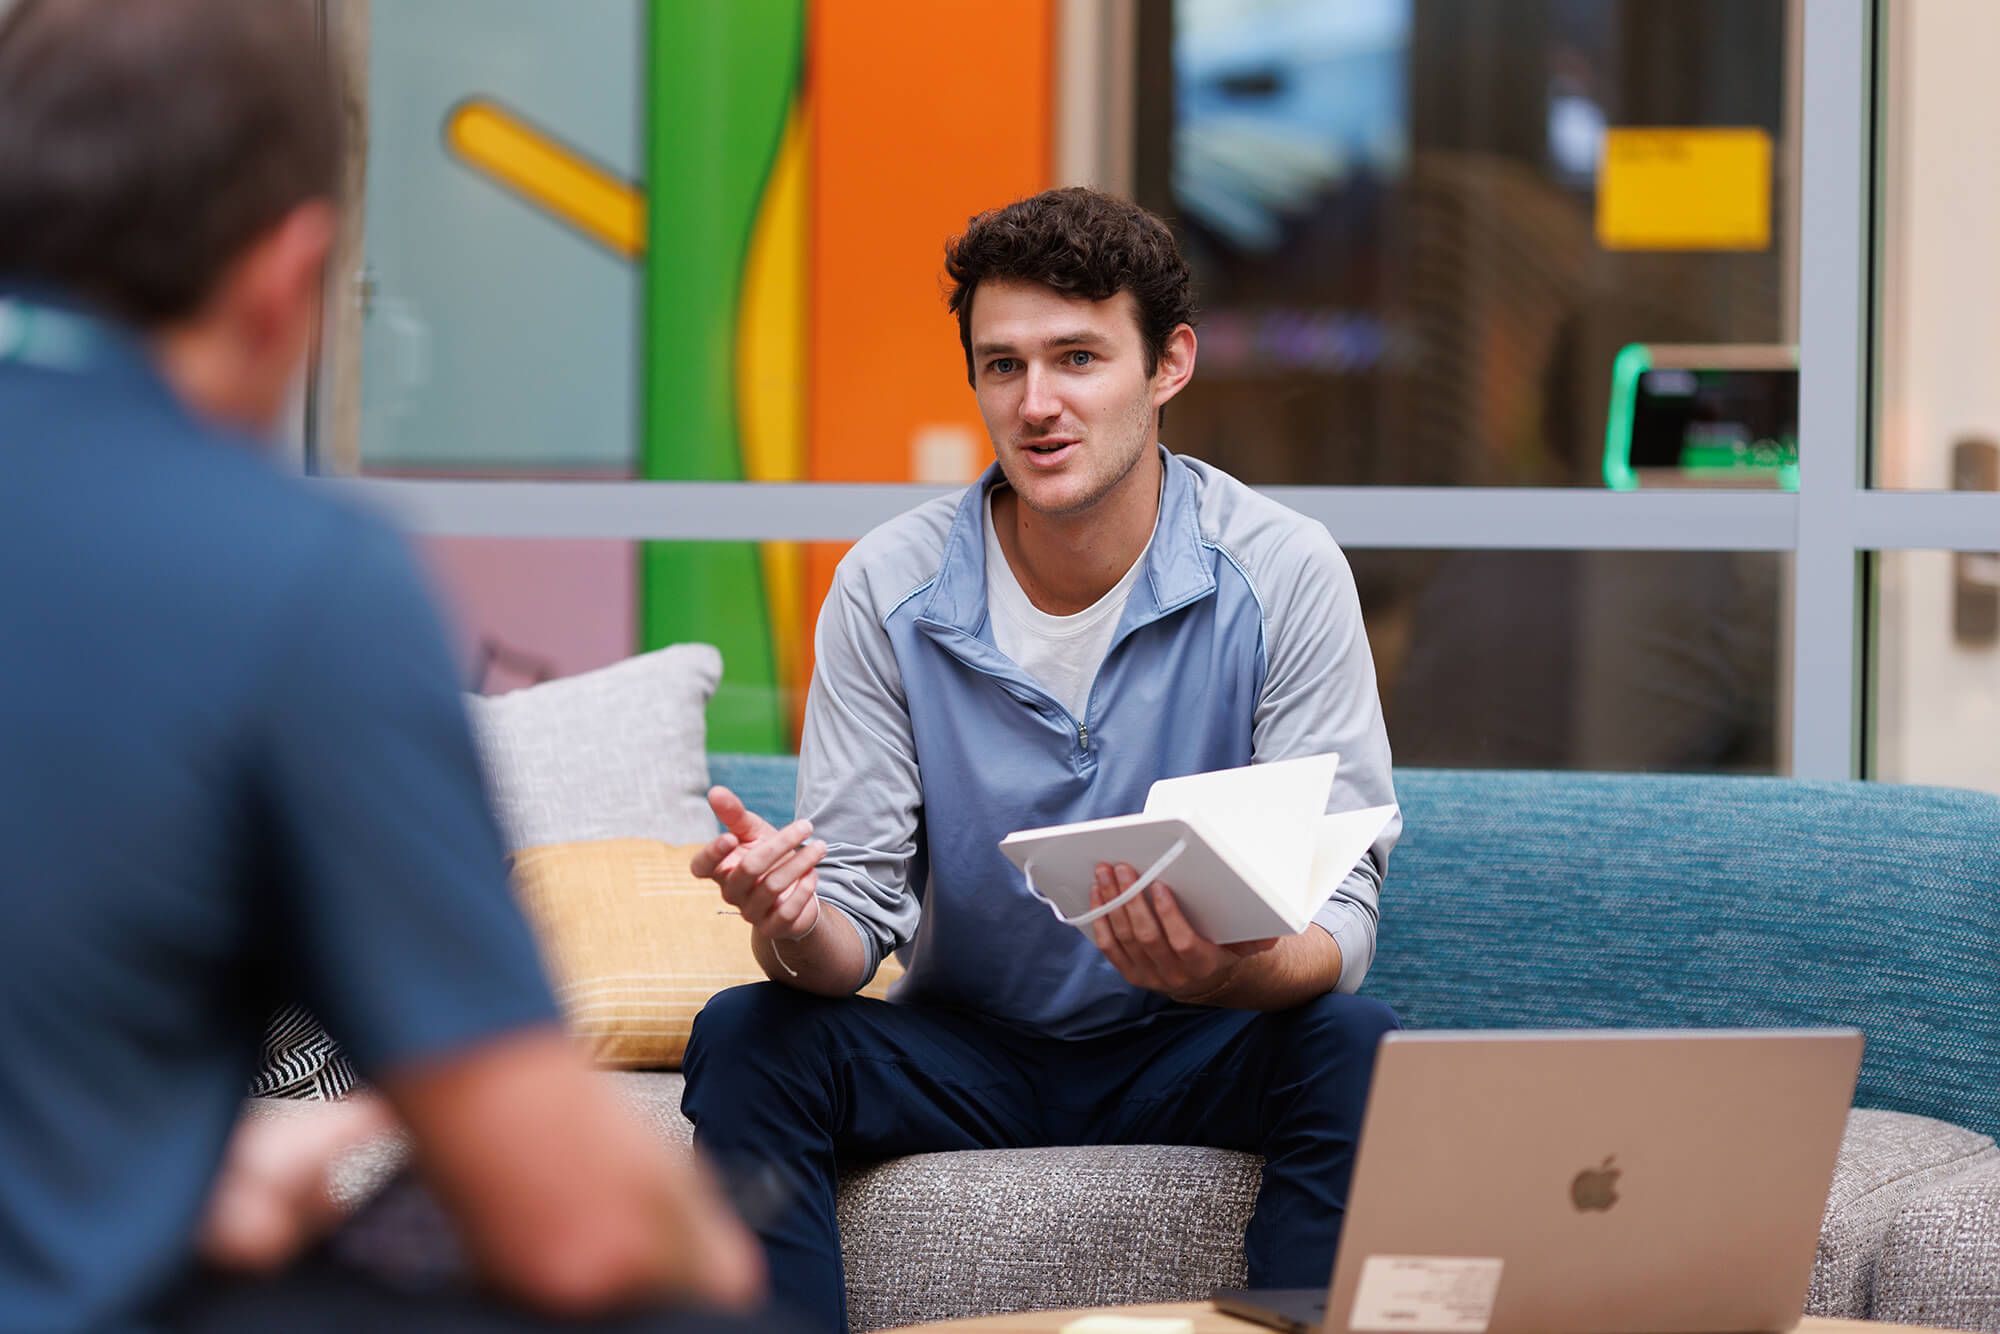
[{"x1": 1216, "y1": 1028, "x2": 1863, "y2": 1334}]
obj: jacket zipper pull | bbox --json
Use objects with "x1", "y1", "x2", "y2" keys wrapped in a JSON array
[{"x1": 1078, "y1": 724, "x2": 1090, "y2": 750}]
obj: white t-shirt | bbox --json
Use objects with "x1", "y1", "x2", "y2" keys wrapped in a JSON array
[{"x1": 983, "y1": 487, "x2": 1154, "y2": 720}]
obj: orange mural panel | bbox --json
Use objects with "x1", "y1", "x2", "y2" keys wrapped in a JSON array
[{"x1": 803, "y1": 0, "x2": 1055, "y2": 690}]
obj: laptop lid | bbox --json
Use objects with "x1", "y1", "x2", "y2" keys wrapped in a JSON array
[{"x1": 1321, "y1": 1028, "x2": 1863, "y2": 1334}]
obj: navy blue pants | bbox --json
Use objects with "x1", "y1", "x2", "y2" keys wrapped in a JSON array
[{"x1": 681, "y1": 984, "x2": 1399, "y2": 1334}]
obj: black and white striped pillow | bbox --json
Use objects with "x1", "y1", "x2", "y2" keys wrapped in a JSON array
[{"x1": 248, "y1": 1004, "x2": 358, "y2": 1100}]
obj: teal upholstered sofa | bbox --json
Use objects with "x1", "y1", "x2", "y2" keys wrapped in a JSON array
[{"x1": 692, "y1": 755, "x2": 2000, "y2": 1332}]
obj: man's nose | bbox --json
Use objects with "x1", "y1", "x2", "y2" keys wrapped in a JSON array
[{"x1": 1020, "y1": 365, "x2": 1061, "y2": 423}]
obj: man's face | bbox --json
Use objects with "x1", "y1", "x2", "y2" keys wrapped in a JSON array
[{"x1": 968, "y1": 278, "x2": 1165, "y2": 518}]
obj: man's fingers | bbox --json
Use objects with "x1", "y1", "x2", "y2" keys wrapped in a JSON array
[
  {"x1": 1100, "y1": 931, "x2": 1140, "y2": 981},
  {"x1": 1091, "y1": 881, "x2": 1143, "y2": 980},
  {"x1": 746, "y1": 842, "x2": 827, "y2": 934},
  {"x1": 1114, "y1": 866, "x2": 1197, "y2": 984},
  {"x1": 759, "y1": 882, "x2": 821, "y2": 941},
  {"x1": 1098, "y1": 867, "x2": 1139, "y2": 952},
  {"x1": 1149, "y1": 883, "x2": 1204, "y2": 955},
  {"x1": 1114, "y1": 866, "x2": 1167, "y2": 947},
  {"x1": 688, "y1": 832, "x2": 738, "y2": 881},
  {"x1": 765, "y1": 838, "x2": 827, "y2": 892},
  {"x1": 707, "y1": 785, "x2": 774, "y2": 843},
  {"x1": 728, "y1": 820, "x2": 812, "y2": 892},
  {"x1": 1090, "y1": 881, "x2": 1114, "y2": 954}
]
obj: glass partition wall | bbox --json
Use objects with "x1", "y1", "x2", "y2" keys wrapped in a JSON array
[{"x1": 312, "y1": 0, "x2": 2000, "y2": 791}]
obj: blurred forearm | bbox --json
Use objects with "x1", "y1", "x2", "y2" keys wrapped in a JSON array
[{"x1": 383, "y1": 1027, "x2": 762, "y2": 1316}]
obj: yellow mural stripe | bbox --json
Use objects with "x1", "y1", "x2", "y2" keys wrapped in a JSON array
[
  {"x1": 446, "y1": 98, "x2": 645, "y2": 258},
  {"x1": 736, "y1": 102, "x2": 813, "y2": 739},
  {"x1": 737, "y1": 102, "x2": 810, "y2": 484}
]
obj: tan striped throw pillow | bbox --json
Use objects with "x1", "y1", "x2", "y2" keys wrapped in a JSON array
[{"x1": 510, "y1": 838, "x2": 899, "y2": 1069}]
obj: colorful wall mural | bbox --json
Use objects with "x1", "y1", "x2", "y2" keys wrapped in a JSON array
[{"x1": 366, "y1": 0, "x2": 1052, "y2": 751}]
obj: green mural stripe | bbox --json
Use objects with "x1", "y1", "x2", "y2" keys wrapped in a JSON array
[
  {"x1": 640, "y1": 0, "x2": 805, "y2": 754},
  {"x1": 645, "y1": 543, "x2": 786, "y2": 753}
]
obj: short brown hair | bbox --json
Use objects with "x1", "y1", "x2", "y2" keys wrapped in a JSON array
[
  {"x1": 0, "y1": 0, "x2": 343, "y2": 328},
  {"x1": 944, "y1": 187, "x2": 1195, "y2": 386}
]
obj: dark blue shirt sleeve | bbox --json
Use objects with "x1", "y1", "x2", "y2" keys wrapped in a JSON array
[{"x1": 247, "y1": 514, "x2": 560, "y2": 1078}]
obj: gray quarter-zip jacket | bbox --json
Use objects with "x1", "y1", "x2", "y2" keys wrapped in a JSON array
[{"x1": 800, "y1": 447, "x2": 1399, "y2": 1038}]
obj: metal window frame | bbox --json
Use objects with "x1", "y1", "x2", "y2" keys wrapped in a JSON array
[{"x1": 315, "y1": 0, "x2": 2000, "y2": 780}]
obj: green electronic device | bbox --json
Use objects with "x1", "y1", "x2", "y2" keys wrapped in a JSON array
[{"x1": 1604, "y1": 343, "x2": 1799, "y2": 491}]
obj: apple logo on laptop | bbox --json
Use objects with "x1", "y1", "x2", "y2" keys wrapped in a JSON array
[{"x1": 1570, "y1": 1156, "x2": 1621, "y2": 1212}]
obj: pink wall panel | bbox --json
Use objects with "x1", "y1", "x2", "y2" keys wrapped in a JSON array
[{"x1": 417, "y1": 537, "x2": 638, "y2": 692}]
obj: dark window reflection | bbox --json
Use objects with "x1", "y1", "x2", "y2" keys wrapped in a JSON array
[
  {"x1": 1139, "y1": 0, "x2": 1787, "y2": 488},
  {"x1": 1360, "y1": 549, "x2": 1784, "y2": 772}
]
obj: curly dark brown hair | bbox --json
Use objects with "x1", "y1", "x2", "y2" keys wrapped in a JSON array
[{"x1": 944, "y1": 187, "x2": 1195, "y2": 387}]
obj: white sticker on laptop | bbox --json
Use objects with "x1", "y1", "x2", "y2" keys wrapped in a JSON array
[{"x1": 1349, "y1": 1256, "x2": 1504, "y2": 1333}]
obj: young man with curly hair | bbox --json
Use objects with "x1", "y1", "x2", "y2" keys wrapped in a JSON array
[{"x1": 684, "y1": 187, "x2": 1401, "y2": 1333}]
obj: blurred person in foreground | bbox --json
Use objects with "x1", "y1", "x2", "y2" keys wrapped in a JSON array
[{"x1": 0, "y1": 1, "x2": 768, "y2": 1329}]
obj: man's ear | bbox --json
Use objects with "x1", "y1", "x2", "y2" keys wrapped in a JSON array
[
  {"x1": 228, "y1": 201, "x2": 338, "y2": 354},
  {"x1": 1150, "y1": 322, "x2": 1198, "y2": 411}
]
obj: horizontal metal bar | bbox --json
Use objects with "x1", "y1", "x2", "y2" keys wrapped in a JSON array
[
  {"x1": 1266, "y1": 487, "x2": 1799, "y2": 551},
  {"x1": 325, "y1": 477, "x2": 1805, "y2": 550},
  {"x1": 325, "y1": 479, "x2": 960, "y2": 540},
  {"x1": 1851, "y1": 490, "x2": 2000, "y2": 550}
]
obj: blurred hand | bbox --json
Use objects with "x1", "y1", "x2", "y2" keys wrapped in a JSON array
[
  {"x1": 691, "y1": 786, "x2": 824, "y2": 943},
  {"x1": 199, "y1": 1094, "x2": 394, "y2": 1272},
  {"x1": 637, "y1": 1139, "x2": 767, "y2": 1312},
  {"x1": 388, "y1": 1028, "x2": 764, "y2": 1315},
  {"x1": 1088, "y1": 862, "x2": 1277, "y2": 1002}
]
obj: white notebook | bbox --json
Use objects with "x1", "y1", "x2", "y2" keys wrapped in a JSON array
[{"x1": 997, "y1": 752, "x2": 1397, "y2": 944}]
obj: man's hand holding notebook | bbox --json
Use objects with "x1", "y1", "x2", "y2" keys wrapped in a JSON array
[{"x1": 999, "y1": 752, "x2": 1397, "y2": 944}]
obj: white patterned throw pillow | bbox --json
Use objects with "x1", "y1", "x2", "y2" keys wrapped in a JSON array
[{"x1": 248, "y1": 1003, "x2": 358, "y2": 1100}]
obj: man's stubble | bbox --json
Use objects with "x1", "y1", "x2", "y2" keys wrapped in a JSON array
[{"x1": 1000, "y1": 379, "x2": 1160, "y2": 521}]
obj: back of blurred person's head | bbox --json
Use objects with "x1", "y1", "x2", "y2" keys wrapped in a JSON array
[{"x1": 0, "y1": 0, "x2": 343, "y2": 433}]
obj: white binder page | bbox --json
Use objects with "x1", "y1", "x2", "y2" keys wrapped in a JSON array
[
  {"x1": 1298, "y1": 804, "x2": 1401, "y2": 916},
  {"x1": 1141, "y1": 752, "x2": 1340, "y2": 895}
]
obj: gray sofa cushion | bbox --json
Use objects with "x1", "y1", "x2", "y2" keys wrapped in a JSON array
[
  {"x1": 838, "y1": 1145, "x2": 1257, "y2": 1333},
  {"x1": 1873, "y1": 1156, "x2": 2000, "y2": 1332},
  {"x1": 606, "y1": 1069, "x2": 697, "y2": 1148},
  {"x1": 1808, "y1": 1109, "x2": 2000, "y2": 1319},
  {"x1": 467, "y1": 643, "x2": 722, "y2": 851}
]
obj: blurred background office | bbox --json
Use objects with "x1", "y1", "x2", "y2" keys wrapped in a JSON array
[{"x1": 298, "y1": 0, "x2": 1996, "y2": 793}]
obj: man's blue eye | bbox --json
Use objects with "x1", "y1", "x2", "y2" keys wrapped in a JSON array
[
  {"x1": 989, "y1": 358, "x2": 1018, "y2": 375},
  {"x1": 1067, "y1": 350, "x2": 1095, "y2": 367}
]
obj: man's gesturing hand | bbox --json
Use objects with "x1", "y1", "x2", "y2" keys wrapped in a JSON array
[
  {"x1": 199, "y1": 1095, "x2": 394, "y2": 1272},
  {"x1": 691, "y1": 785, "x2": 825, "y2": 941},
  {"x1": 1088, "y1": 862, "x2": 1276, "y2": 1003}
]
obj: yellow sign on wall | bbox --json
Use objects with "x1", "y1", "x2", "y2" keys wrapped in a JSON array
[{"x1": 1597, "y1": 127, "x2": 1772, "y2": 251}]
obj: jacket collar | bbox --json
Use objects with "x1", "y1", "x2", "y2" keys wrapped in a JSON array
[
  {"x1": 916, "y1": 444, "x2": 1218, "y2": 644},
  {"x1": 0, "y1": 282, "x2": 185, "y2": 413}
]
